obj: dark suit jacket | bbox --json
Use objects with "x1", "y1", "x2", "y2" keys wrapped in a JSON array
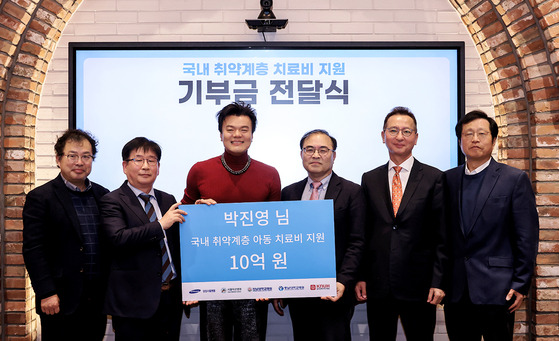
[
  {"x1": 100, "y1": 181, "x2": 182, "y2": 319},
  {"x1": 360, "y1": 159, "x2": 447, "y2": 301},
  {"x1": 444, "y1": 158, "x2": 539, "y2": 305},
  {"x1": 22, "y1": 174, "x2": 109, "y2": 315},
  {"x1": 281, "y1": 172, "x2": 365, "y2": 301}
]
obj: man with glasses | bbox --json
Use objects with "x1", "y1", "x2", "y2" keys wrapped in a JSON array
[
  {"x1": 443, "y1": 110, "x2": 538, "y2": 340},
  {"x1": 23, "y1": 129, "x2": 109, "y2": 341},
  {"x1": 355, "y1": 107, "x2": 448, "y2": 340},
  {"x1": 275, "y1": 129, "x2": 365, "y2": 340},
  {"x1": 101, "y1": 137, "x2": 187, "y2": 341}
]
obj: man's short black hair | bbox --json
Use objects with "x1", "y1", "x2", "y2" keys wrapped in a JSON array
[
  {"x1": 383, "y1": 106, "x2": 418, "y2": 131},
  {"x1": 54, "y1": 129, "x2": 98, "y2": 157},
  {"x1": 455, "y1": 110, "x2": 499, "y2": 140},
  {"x1": 216, "y1": 101, "x2": 257, "y2": 133},
  {"x1": 121, "y1": 137, "x2": 162, "y2": 161},
  {"x1": 299, "y1": 129, "x2": 337, "y2": 151}
]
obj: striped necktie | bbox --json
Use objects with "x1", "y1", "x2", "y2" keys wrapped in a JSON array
[{"x1": 139, "y1": 193, "x2": 173, "y2": 283}]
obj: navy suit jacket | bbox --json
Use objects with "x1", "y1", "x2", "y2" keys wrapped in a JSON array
[
  {"x1": 100, "y1": 181, "x2": 182, "y2": 319},
  {"x1": 360, "y1": 159, "x2": 448, "y2": 301},
  {"x1": 281, "y1": 172, "x2": 365, "y2": 302},
  {"x1": 23, "y1": 174, "x2": 109, "y2": 315},
  {"x1": 444, "y1": 158, "x2": 539, "y2": 305}
]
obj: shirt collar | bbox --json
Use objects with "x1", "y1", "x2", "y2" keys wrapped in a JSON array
[
  {"x1": 306, "y1": 172, "x2": 333, "y2": 190},
  {"x1": 127, "y1": 182, "x2": 155, "y2": 198},
  {"x1": 465, "y1": 158, "x2": 491, "y2": 175},
  {"x1": 61, "y1": 174, "x2": 92, "y2": 192},
  {"x1": 388, "y1": 155, "x2": 414, "y2": 172}
]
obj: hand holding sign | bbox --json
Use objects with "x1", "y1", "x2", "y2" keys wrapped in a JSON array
[{"x1": 179, "y1": 200, "x2": 336, "y2": 301}]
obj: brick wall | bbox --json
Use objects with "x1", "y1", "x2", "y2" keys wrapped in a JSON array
[
  {"x1": 1, "y1": 0, "x2": 557, "y2": 340},
  {"x1": 450, "y1": 0, "x2": 559, "y2": 339},
  {"x1": 1, "y1": 1, "x2": 84, "y2": 340}
]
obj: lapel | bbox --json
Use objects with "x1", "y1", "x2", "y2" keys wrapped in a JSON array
[
  {"x1": 455, "y1": 164, "x2": 467, "y2": 236},
  {"x1": 52, "y1": 174, "x2": 84, "y2": 243},
  {"x1": 396, "y1": 160, "x2": 423, "y2": 218},
  {"x1": 466, "y1": 158, "x2": 500, "y2": 236},
  {"x1": 154, "y1": 189, "x2": 167, "y2": 212},
  {"x1": 118, "y1": 181, "x2": 150, "y2": 225},
  {"x1": 290, "y1": 178, "x2": 308, "y2": 200},
  {"x1": 379, "y1": 163, "x2": 395, "y2": 218},
  {"x1": 153, "y1": 188, "x2": 177, "y2": 254},
  {"x1": 324, "y1": 172, "x2": 342, "y2": 201}
]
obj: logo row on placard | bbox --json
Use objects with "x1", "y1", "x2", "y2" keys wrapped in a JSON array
[{"x1": 188, "y1": 283, "x2": 331, "y2": 295}]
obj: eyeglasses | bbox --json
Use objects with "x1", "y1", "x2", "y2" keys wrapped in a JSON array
[
  {"x1": 65, "y1": 154, "x2": 94, "y2": 163},
  {"x1": 385, "y1": 127, "x2": 415, "y2": 137},
  {"x1": 462, "y1": 131, "x2": 490, "y2": 140},
  {"x1": 126, "y1": 158, "x2": 159, "y2": 167},
  {"x1": 302, "y1": 146, "x2": 334, "y2": 156}
]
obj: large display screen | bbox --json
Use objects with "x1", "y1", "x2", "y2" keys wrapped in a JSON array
[{"x1": 69, "y1": 42, "x2": 464, "y2": 199}]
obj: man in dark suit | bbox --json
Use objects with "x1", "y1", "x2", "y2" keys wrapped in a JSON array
[
  {"x1": 443, "y1": 110, "x2": 539, "y2": 340},
  {"x1": 274, "y1": 129, "x2": 365, "y2": 340},
  {"x1": 355, "y1": 107, "x2": 448, "y2": 340},
  {"x1": 23, "y1": 129, "x2": 109, "y2": 341},
  {"x1": 101, "y1": 137, "x2": 188, "y2": 341}
]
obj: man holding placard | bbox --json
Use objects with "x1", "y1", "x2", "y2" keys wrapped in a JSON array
[
  {"x1": 181, "y1": 102, "x2": 281, "y2": 341},
  {"x1": 276, "y1": 129, "x2": 365, "y2": 340},
  {"x1": 101, "y1": 137, "x2": 187, "y2": 341}
]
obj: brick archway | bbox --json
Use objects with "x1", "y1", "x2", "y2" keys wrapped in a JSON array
[{"x1": 1, "y1": 0, "x2": 557, "y2": 339}]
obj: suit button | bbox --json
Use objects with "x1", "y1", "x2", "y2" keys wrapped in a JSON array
[{"x1": 392, "y1": 225, "x2": 397, "y2": 230}]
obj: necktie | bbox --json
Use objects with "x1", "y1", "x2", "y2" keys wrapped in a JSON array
[
  {"x1": 139, "y1": 194, "x2": 173, "y2": 283},
  {"x1": 392, "y1": 166, "x2": 402, "y2": 217},
  {"x1": 310, "y1": 181, "x2": 322, "y2": 200}
]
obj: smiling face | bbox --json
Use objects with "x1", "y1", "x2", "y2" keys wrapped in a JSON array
[
  {"x1": 122, "y1": 147, "x2": 160, "y2": 193},
  {"x1": 56, "y1": 139, "x2": 93, "y2": 191},
  {"x1": 460, "y1": 118, "x2": 496, "y2": 169},
  {"x1": 220, "y1": 115, "x2": 253, "y2": 156},
  {"x1": 382, "y1": 114, "x2": 418, "y2": 165},
  {"x1": 301, "y1": 133, "x2": 336, "y2": 181}
]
